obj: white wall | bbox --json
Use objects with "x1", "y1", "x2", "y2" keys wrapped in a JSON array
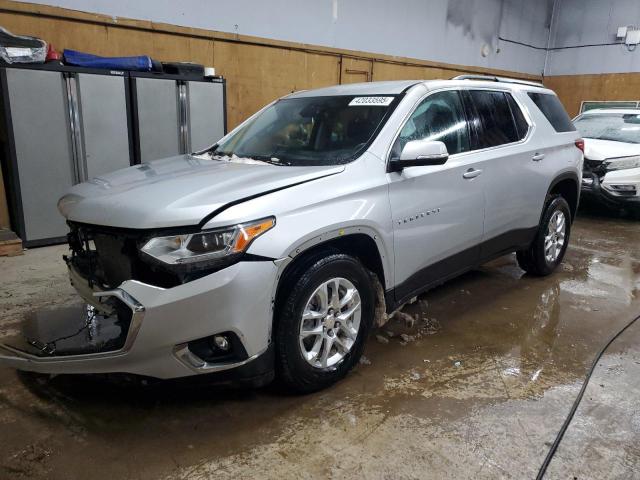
[
  {"x1": 546, "y1": 0, "x2": 640, "y2": 75},
  {"x1": 16, "y1": 0, "x2": 553, "y2": 75}
]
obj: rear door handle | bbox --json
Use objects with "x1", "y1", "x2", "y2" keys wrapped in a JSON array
[
  {"x1": 532, "y1": 153, "x2": 545, "y2": 161},
  {"x1": 462, "y1": 168, "x2": 483, "y2": 179}
]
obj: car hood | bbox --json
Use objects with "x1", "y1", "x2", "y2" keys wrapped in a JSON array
[
  {"x1": 58, "y1": 155, "x2": 345, "y2": 229},
  {"x1": 583, "y1": 138, "x2": 640, "y2": 162}
]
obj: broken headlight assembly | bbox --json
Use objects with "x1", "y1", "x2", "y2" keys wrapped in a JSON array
[
  {"x1": 140, "y1": 217, "x2": 275, "y2": 272},
  {"x1": 604, "y1": 155, "x2": 640, "y2": 172}
]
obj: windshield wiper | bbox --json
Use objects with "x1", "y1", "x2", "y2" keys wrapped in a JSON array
[
  {"x1": 246, "y1": 155, "x2": 289, "y2": 166},
  {"x1": 210, "y1": 152, "x2": 289, "y2": 166}
]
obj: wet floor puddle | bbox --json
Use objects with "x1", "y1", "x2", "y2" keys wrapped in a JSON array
[{"x1": 0, "y1": 210, "x2": 639, "y2": 478}]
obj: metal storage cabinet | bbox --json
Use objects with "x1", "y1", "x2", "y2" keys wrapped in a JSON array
[
  {"x1": 134, "y1": 77, "x2": 182, "y2": 162},
  {"x1": 0, "y1": 66, "x2": 133, "y2": 247},
  {"x1": 1, "y1": 68, "x2": 75, "y2": 245},
  {"x1": 73, "y1": 73, "x2": 132, "y2": 180},
  {"x1": 132, "y1": 74, "x2": 226, "y2": 162},
  {"x1": 188, "y1": 80, "x2": 225, "y2": 152},
  {"x1": 0, "y1": 66, "x2": 226, "y2": 247}
]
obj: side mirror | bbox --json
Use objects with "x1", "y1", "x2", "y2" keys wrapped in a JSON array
[{"x1": 389, "y1": 140, "x2": 449, "y2": 172}]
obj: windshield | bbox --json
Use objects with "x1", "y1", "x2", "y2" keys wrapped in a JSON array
[
  {"x1": 212, "y1": 95, "x2": 398, "y2": 166},
  {"x1": 574, "y1": 113, "x2": 640, "y2": 144}
]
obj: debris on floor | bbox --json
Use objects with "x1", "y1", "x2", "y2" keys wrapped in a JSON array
[
  {"x1": 421, "y1": 316, "x2": 441, "y2": 335},
  {"x1": 394, "y1": 311, "x2": 416, "y2": 328},
  {"x1": 399, "y1": 333, "x2": 417, "y2": 346},
  {"x1": 359, "y1": 355, "x2": 371, "y2": 365}
]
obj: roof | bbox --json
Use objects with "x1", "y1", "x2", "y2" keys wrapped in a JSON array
[
  {"x1": 286, "y1": 78, "x2": 551, "y2": 99},
  {"x1": 287, "y1": 80, "x2": 422, "y2": 98}
]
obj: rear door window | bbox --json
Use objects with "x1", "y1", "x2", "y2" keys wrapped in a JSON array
[
  {"x1": 527, "y1": 92, "x2": 575, "y2": 132},
  {"x1": 469, "y1": 90, "x2": 520, "y2": 148},
  {"x1": 506, "y1": 94, "x2": 529, "y2": 140}
]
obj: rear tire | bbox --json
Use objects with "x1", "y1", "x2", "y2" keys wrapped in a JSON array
[
  {"x1": 517, "y1": 195, "x2": 571, "y2": 276},
  {"x1": 275, "y1": 253, "x2": 375, "y2": 394}
]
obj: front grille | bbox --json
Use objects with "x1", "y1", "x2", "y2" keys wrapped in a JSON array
[{"x1": 67, "y1": 223, "x2": 181, "y2": 289}]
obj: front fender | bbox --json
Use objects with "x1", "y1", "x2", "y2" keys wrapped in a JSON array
[
  {"x1": 269, "y1": 223, "x2": 393, "y2": 288},
  {"x1": 202, "y1": 154, "x2": 395, "y2": 289}
]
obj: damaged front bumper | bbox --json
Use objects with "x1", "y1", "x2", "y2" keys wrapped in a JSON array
[
  {"x1": 581, "y1": 172, "x2": 640, "y2": 207},
  {"x1": 0, "y1": 261, "x2": 278, "y2": 382}
]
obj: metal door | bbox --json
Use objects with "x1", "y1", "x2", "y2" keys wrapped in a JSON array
[
  {"x1": 387, "y1": 90, "x2": 485, "y2": 302},
  {"x1": 75, "y1": 73, "x2": 132, "y2": 180},
  {"x1": 135, "y1": 77, "x2": 180, "y2": 162},
  {"x1": 463, "y1": 89, "x2": 546, "y2": 253},
  {"x1": 187, "y1": 81, "x2": 225, "y2": 152},
  {"x1": 4, "y1": 68, "x2": 75, "y2": 244}
]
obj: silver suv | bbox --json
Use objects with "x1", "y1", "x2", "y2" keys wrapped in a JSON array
[{"x1": 0, "y1": 76, "x2": 583, "y2": 392}]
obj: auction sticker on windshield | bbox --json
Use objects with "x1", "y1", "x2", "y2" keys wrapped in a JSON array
[{"x1": 349, "y1": 96, "x2": 394, "y2": 106}]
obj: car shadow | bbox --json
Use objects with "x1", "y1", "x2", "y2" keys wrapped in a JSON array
[{"x1": 578, "y1": 198, "x2": 640, "y2": 221}]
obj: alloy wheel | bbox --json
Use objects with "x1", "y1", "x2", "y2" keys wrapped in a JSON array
[
  {"x1": 298, "y1": 277, "x2": 362, "y2": 369},
  {"x1": 544, "y1": 210, "x2": 566, "y2": 263}
]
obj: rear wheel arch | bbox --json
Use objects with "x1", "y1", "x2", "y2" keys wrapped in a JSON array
[
  {"x1": 545, "y1": 172, "x2": 580, "y2": 222},
  {"x1": 518, "y1": 195, "x2": 571, "y2": 276}
]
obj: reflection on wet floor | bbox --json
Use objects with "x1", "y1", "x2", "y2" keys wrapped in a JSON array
[
  {"x1": 0, "y1": 205, "x2": 639, "y2": 479},
  {"x1": 546, "y1": 319, "x2": 640, "y2": 479}
]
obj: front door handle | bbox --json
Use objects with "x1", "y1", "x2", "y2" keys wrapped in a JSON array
[
  {"x1": 532, "y1": 152, "x2": 545, "y2": 161},
  {"x1": 463, "y1": 168, "x2": 483, "y2": 179}
]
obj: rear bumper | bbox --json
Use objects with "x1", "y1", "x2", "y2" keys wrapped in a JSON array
[{"x1": 0, "y1": 260, "x2": 278, "y2": 380}]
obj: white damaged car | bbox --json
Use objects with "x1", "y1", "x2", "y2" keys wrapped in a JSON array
[{"x1": 574, "y1": 109, "x2": 640, "y2": 209}]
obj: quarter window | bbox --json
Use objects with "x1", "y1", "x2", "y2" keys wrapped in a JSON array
[
  {"x1": 391, "y1": 90, "x2": 470, "y2": 159},
  {"x1": 469, "y1": 90, "x2": 521, "y2": 148},
  {"x1": 527, "y1": 92, "x2": 576, "y2": 133}
]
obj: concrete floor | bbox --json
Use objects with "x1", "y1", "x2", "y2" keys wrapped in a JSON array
[{"x1": 0, "y1": 206, "x2": 638, "y2": 479}]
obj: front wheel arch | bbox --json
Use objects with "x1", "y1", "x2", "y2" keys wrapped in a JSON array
[{"x1": 274, "y1": 233, "x2": 386, "y2": 320}]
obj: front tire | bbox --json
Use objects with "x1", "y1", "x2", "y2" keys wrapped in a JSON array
[
  {"x1": 275, "y1": 253, "x2": 375, "y2": 393},
  {"x1": 517, "y1": 195, "x2": 571, "y2": 276}
]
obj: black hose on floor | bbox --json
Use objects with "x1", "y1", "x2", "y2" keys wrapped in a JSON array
[{"x1": 536, "y1": 312, "x2": 640, "y2": 479}]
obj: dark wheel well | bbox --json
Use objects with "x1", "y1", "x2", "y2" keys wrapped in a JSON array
[
  {"x1": 549, "y1": 178, "x2": 579, "y2": 220},
  {"x1": 274, "y1": 234, "x2": 386, "y2": 314}
]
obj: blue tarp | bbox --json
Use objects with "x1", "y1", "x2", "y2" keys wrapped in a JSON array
[{"x1": 63, "y1": 49, "x2": 152, "y2": 71}]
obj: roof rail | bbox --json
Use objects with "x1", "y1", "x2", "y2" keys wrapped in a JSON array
[{"x1": 452, "y1": 74, "x2": 544, "y2": 88}]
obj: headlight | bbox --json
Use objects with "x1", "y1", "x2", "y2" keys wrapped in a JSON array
[
  {"x1": 140, "y1": 217, "x2": 275, "y2": 266},
  {"x1": 604, "y1": 155, "x2": 640, "y2": 172}
]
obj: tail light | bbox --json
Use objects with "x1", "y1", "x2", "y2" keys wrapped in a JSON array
[{"x1": 575, "y1": 139, "x2": 585, "y2": 152}]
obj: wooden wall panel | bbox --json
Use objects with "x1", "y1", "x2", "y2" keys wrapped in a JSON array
[
  {"x1": 104, "y1": 28, "x2": 214, "y2": 66},
  {"x1": 0, "y1": 12, "x2": 215, "y2": 66},
  {"x1": 0, "y1": 11, "x2": 110, "y2": 54},
  {"x1": 215, "y1": 42, "x2": 339, "y2": 128},
  {"x1": 545, "y1": 73, "x2": 640, "y2": 117},
  {"x1": 372, "y1": 62, "x2": 451, "y2": 81},
  {"x1": 340, "y1": 57, "x2": 373, "y2": 84}
]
